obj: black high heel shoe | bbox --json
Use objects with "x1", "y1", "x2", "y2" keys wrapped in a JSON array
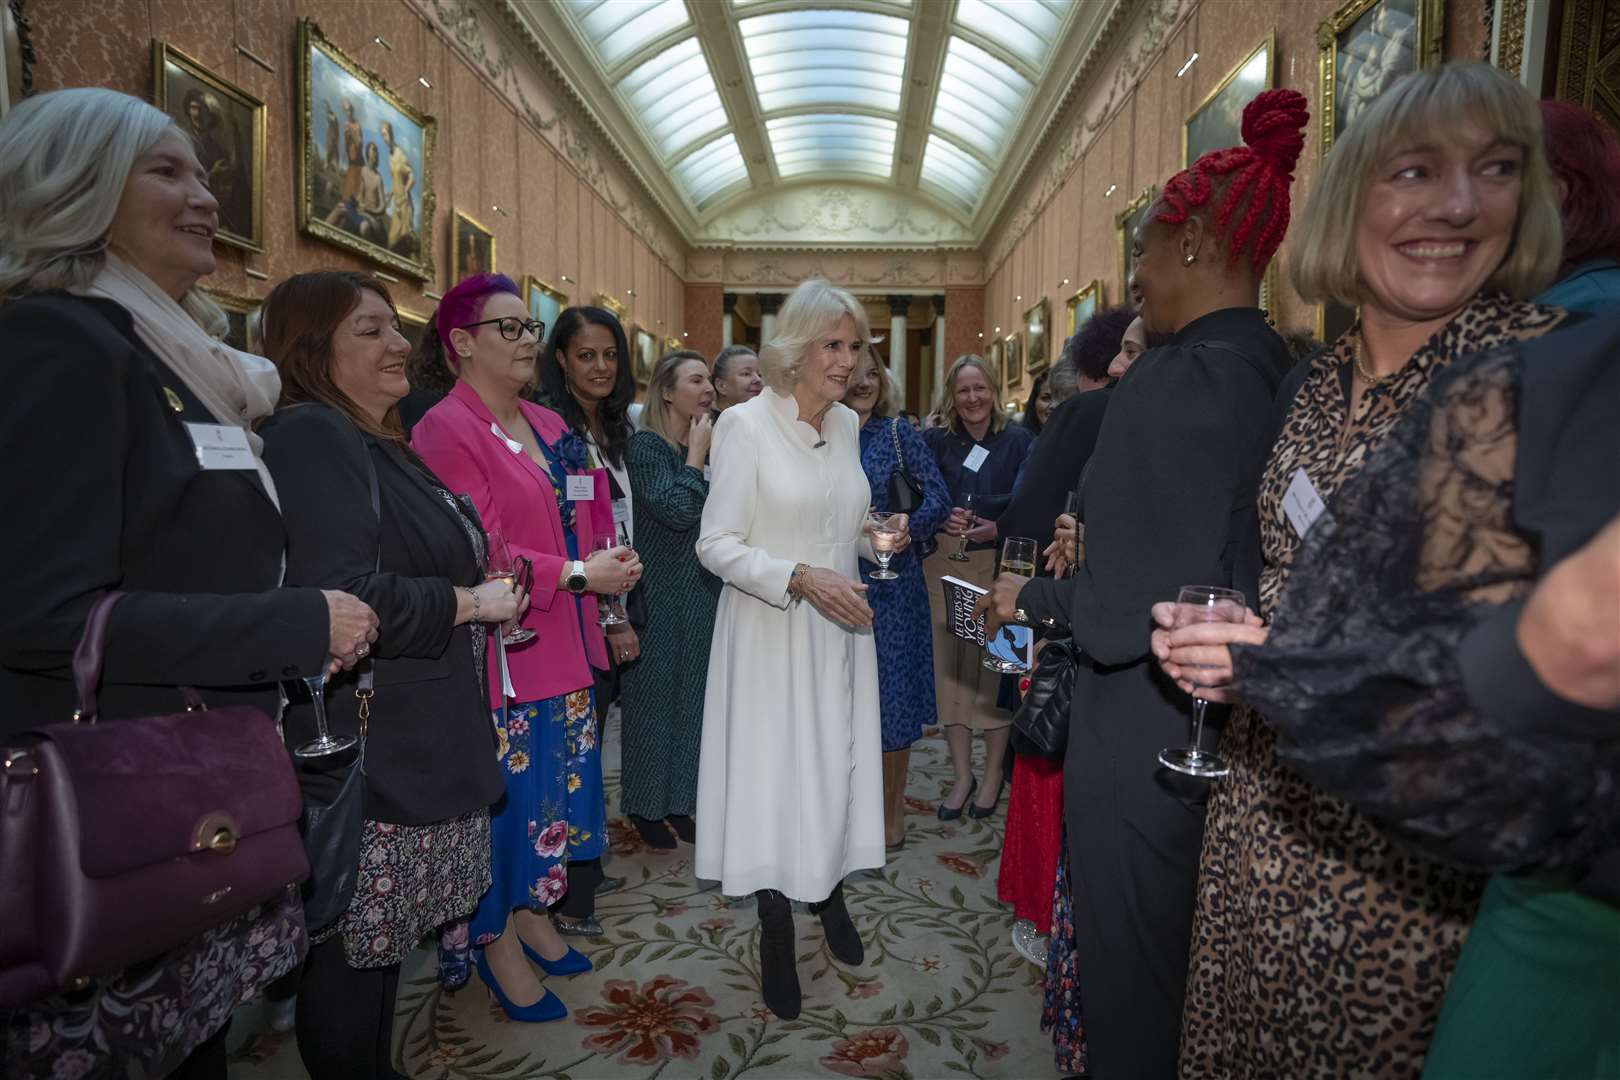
[
  {"x1": 936, "y1": 778, "x2": 977, "y2": 821},
  {"x1": 967, "y1": 777, "x2": 1004, "y2": 820}
]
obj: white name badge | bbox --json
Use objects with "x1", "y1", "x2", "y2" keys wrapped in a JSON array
[
  {"x1": 1282, "y1": 466, "x2": 1327, "y2": 539},
  {"x1": 185, "y1": 423, "x2": 256, "y2": 470},
  {"x1": 566, "y1": 474, "x2": 595, "y2": 501},
  {"x1": 611, "y1": 498, "x2": 630, "y2": 524},
  {"x1": 963, "y1": 444, "x2": 990, "y2": 473}
]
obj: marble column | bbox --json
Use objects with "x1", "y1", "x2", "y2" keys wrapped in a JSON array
[
  {"x1": 721, "y1": 292, "x2": 736, "y2": 348},
  {"x1": 886, "y1": 295, "x2": 909, "y2": 403},
  {"x1": 758, "y1": 293, "x2": 782, "y2": 344},
  {"x1": 931, "y1": 294, "x2": 947, "y2": 400}
]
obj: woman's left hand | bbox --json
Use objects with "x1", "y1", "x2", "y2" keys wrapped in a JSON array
[
  {"x1": 606, "y1": 622, "x2": 640, "y2": 665},
  {"x1": 964, "y1": 519, "x2": 997, "y2": 544},
  {"x1": 1149, "y1": 601, "x2": 1268, "y2": 703}
]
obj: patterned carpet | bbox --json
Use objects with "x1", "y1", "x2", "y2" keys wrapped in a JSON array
[{"x1": 231, "y1": 715, "x2": 1055, "y2": 1079}]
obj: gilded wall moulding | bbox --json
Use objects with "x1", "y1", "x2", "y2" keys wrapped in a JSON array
[
  {"x1": 717, "y1": 252, "x2": 959, "y2": 291},
  {"x1": 695, "y1": 184, "x2": 976, "y2": 248},
  {"x1": 410, "y1": 0, "x2": 685, "y2": 267}
]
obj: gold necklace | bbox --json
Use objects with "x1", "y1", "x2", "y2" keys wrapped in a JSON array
[{"x1": 1351, "y1": 333, "x2": 1388, "y2": 386}]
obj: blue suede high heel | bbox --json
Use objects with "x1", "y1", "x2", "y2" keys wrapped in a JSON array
[
  {"x1": 521, "y1": 938, "x2": 593, "y2": 977},
  {"x1": 474, "y1": 950, "x2": 567, "y2": 1022}
]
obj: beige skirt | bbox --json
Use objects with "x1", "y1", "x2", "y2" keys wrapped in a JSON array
[{"x1": 923, "y1": 546, "x2": 1010, "y2": 732}]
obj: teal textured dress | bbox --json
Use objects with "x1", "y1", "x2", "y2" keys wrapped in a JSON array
[{"x1": 618, "y1": 429, "x2": 721, "y2": 819}]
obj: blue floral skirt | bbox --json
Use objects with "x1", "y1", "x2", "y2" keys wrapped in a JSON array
[
  {"x1": 470, "y1": 687, "x2": 604, "y2": 945},
  {"x1": 1041, "y1": 826, "x2": 1087, "y2": 1075}
]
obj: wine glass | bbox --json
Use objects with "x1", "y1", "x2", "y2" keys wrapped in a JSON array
[
  {"x1": 1157, "y1": 585, "x2": 1246, "y2": 779},
  {"x1": 949, "y1": 493, "x2": 978, "y2": 562},
  {"x1": 868, "y1": 512, "x2": 901, "y2": 581},
  {"x1": 292, "y1": 672, "x2": 357, "y2": 758},
  {"x1": 486, "y1": 528, "x2": 535, "y2": 644},
  {"x1": 594, "y1": 534, "x2": 629, "y2": 627},
  {"x1": 983, "y1": 536, "x2": 1038, "y2": 674}
]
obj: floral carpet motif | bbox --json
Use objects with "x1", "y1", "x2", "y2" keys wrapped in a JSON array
[{"x1": 232, "y1": 719, "x2": 1053, "y2": 1078}]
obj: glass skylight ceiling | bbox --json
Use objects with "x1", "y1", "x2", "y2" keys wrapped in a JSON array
[{"x1": 555, "y1": 0, "x2": 1074, "y2": 216}]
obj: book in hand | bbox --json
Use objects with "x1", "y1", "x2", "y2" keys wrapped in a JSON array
[{"x1": 939, "y1": 575, "x2": 1034, "y2": 667}]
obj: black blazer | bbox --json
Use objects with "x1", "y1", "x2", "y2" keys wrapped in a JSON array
[
  {"x1": 995, "y1": 384, "x2": 1113, "y2": 558},
  {"x1": 0, "y1": 294, "x2": 328, "y2": 733},
  {"x1": 259, "y1": 404, "x2": 501, "y2": 825}
]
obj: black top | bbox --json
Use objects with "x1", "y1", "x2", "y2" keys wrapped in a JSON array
[
  {"x1": 260, "y1": 404, "x2": 502, "y2": 825},
  {"x1": 1235, "y1": 312, "x2": 1620, "y2": 899},
  {"x1": 1020, "y1": 307, "x2": 1292, "y2": 664},
  {"x1": 0, "y1": 294, "x2": 328, "y2": 732},
  {"x1": 923, "y1": 420, "x2": 1035, "y2": 547},
  {"x1": 994, "y1": 384, "x2": 1113, "y2": 558}
]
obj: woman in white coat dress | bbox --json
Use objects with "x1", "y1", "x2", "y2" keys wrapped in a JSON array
[{"x1": 695, "y1": 278, "x2": 909, "y2": 1021}]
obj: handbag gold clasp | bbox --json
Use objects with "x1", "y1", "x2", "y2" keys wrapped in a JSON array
[{"x1": 193, "y1": 812, "x2": 240, "y2": 855}]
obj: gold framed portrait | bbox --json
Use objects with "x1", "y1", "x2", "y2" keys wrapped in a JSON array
[
  {"x1": 1117, "y1": 186, "x2": 1157, "y2": 302},
  {"x1": 1065, "y1": 280, "x2": 1103, "y2": 336},
  {"x1": 1024, "y1": 297, "x2": 1052, "y2": 374},
  {"x1": 1184, "y1": 33, "x2": 1275, "y2": 167},
  {"x1": 451, "y1": 209, "x2": 495, "y2": 285},
  {"x1": 524, "y1": 277, "x2": 566, "y2": 341},
  {"x1": 1318, "y1": 0, "x2": 1443, "y2": 155},
  {"x1": 631, "y1": 325, "x2": 658, "y2": 386},
  {"x1": 397, "y1": 307, "x2": 431, "y2": 354},
  {"x1": 1003, "y1": 331, "x2": 1024, "y2": 391},
  {"x1": 154, "y1": 42, "x2": 265, "y2": 254},
  {"x1": 201, "y1": 288, "x2": 262, "y2": 353},
  {"x1": 596, "y1": 293, "x2": 628, "y2": 320},
  {"x1": 296, "y1": 19, "x2": 436, "y2": 280}
]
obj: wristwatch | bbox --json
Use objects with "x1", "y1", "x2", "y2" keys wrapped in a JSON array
[{"x1": 564, "y1": 560, "x2": 589, "y2": 594}]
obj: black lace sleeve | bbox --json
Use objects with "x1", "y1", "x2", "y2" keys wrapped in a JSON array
[{"x1": 1231, "y1": 344, "x2": 1620, "y2": 876}]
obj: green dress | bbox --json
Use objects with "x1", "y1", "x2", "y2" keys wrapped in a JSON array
[{"x1": 618, "y1": 429, "x2": 720, "y2": 819}]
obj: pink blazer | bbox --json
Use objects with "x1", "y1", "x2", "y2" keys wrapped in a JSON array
[{"x1": 412, "y1": 380, "x2": 609, "y2": 705}]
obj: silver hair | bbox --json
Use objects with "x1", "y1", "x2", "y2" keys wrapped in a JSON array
[{"x1": 759, "y1": 279, "x2": 881, "y2": 394}]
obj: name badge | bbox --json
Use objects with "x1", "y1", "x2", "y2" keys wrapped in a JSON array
[
  {"x1": 1282, "y1": 467, "x2": 1327, "y2": 539},
  {"x1": 185, "y1": 423, "x2": 256, "y2": 470},
  {"x1": 566, "y1": 474, "x2": 595, "y2": 501},
  {"x1": 611, "y1": 498, "x2": 630, "y2": 524},
  {"x1": 962, "y1": 444, "x2": 990, "y2": 473}
]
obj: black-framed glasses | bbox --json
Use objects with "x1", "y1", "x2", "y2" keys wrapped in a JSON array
[{"x1": 459, "y1": 316, "x2": 543, "y2": 341}]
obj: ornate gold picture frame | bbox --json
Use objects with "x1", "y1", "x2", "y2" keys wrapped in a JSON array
[
  {"x1": 631, "y1": 325, "x2": 658, "y2": 386},
  {"x1": 1183, "y1": 33, "x2": 1275, "y2": 167},
  {"x1": 1065, "y1": 280, "x2": 1103, "y2": 336},
  {"x1": 201, "y1": 288, "x2": 261, "y2": 353},
  {"x1": 1318, "y1": 0, "x2": 1443, "y2": 155},
  {"x1": 524, "y1": 277, "x2": 566, "y2": 341},
  {"x1": 296, "y1": 19, "x2": 435, "y2": 280},
  {"x1": 451, "y1": 209, "x2": 495, "y2": 284},
  {"x1": 397, "y1": 307, "x2": 431, "y2": 354},
  {"x1": 596, "y1": 293, "x2": 628, "y2": 320},
  {"x1": 1003, "y1": 331, "x2": 1024, "y2": 392},
  {"x1": 1117, "y1": 186, "x2": 1157, "y2": 303},
  {"x1": 1024, "y1": 297, "x2": 1052, "y2": 374},
  {"x1": 154, "y1": 42, "x2": 265, "y2": 254}
]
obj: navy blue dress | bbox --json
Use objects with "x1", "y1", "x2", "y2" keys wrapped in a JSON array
[{"x1": 857, "y1": 416, "x2": 952, "y2": 751}]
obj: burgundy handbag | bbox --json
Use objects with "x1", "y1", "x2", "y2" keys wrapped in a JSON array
[{"x1": 0, "y1": 592, "x2": 309, "y2": 1007}]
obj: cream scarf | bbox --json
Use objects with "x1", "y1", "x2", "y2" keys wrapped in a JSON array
[{"x1": 83, "y1": 254, "x2": 282, "y2": 509}]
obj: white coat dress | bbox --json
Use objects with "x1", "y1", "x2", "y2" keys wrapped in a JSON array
[{"x1": 694, "y1": 387, "x2": 885, "y2": 901}]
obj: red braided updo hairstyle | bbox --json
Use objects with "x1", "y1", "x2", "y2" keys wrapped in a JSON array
[{"x1": 1155, "y1": 88, "x2": 1310, "y2": 274}]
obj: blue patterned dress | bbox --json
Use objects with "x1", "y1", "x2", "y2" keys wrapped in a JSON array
[{"x1": 857, "y1": 416, "x2": 952, "y2": 751}]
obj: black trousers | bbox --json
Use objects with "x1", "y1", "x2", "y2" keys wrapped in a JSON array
[
  {"x1": 295, "y1": 936, "x2": 405, "y2": 1080},
  {"x1": 166, "y1": 1019, "x2": 229, "y2": 1079}
]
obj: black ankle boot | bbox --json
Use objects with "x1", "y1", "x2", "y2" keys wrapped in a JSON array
[
  {"x1": 755, "y1": 890, "x2": 801, "y2": 1020},
  {"x1": 809, "y1": 881, "x2": 864, "y2": 966}
]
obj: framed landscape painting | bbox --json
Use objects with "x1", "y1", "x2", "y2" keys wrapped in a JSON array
[
  {"x1": 1319, "y1": 0, "x2": 1443, "y2": 152},
  {"x1": 452, "y1": 210, "x2": 495, "y2": 284},
  {"x1": 1024, "y1": 298, "x2": 1052, "y2": 374},
  {"x1": 1184, "y1": 33, "x2": 1274, "y2": 167},
  {"x1": 154, "y1": 42, "x2": 265, "y2": 253},
  {"x1": 1003, "y1": 332, "x2": 1024, "y2": 392},
  {"x1": 297, "y1": 19, "x2": 435, "y2": 280},
  {"x1": 1065, "y1": 280, "x2": 1102, "y2": 337}
]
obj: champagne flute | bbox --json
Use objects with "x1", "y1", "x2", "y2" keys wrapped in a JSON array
[
  {"x1": 983, "y1": 536, "x2": 1038, "y2": 674},
  {"x1": 868, "y1": 512, "x2": 901, "y2": 581},
  {"x1": 949, "y1": 493, "x2": 978, "y2": 562},
  {"x1": 292, "y1": 672, "x2": 356, "y2": 758},
  {"x1": 1157, "y1": 585, "x2": 1246, "y2": 779},
  {"x1": 1040, "y1": 488, "x2": 1085, "y2": 631},
  {"x1": 593, "y1": 534, "x2": 629, "y2": 627},
  {"x1": 485, "y1": 528, "x2": 535, "y2": 644}
]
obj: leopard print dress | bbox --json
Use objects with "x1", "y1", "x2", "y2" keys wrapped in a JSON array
[{"x1": 1178, "y1": 294, "x2": 1567, "y2": 1079}]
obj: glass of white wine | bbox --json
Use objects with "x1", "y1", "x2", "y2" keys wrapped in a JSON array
[
  {"x1": 486, "y1": 528, "x2": 534, "y2": 644},
  {"x1": 1157, "y1": 585, "x2": 1246, "y2": 779},
  {"x1": 982, "y1": 536, "x2": 1037, "y2": 674},
  {"x1": 868, "y1": 512, "x2": 901, "y2": 581},
  {"x1": 949, "y1": 493, "x2": 978, "y2": 562},
  {"x1": 594, "y1": 534, "x2": 630, "y2": 627}
]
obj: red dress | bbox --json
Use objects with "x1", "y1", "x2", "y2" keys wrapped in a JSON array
[{"x1": 996, "y1": 752, "x2": 1064, "y2": 932}]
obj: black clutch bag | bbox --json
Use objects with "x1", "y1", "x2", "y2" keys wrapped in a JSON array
[{"x1": 1012, "y1": 636, "x2": 1079, "y2": 758}]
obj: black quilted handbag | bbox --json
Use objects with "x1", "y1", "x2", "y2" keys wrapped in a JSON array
[{"x1": 1012, "y1": 636, "x2": 1079, "y2": 758}]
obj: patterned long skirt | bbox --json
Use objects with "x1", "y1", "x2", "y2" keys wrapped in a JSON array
[
  {"x1": 470, "y1": 690, "x2": 581, "y2": 944},
  {"x1": 1041, "y1": 827, "x2": 1088, "y2": 1076}
]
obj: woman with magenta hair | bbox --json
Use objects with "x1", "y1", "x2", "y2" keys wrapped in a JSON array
[
  {"x1": 987, "y1": 88, "x2": 1308, "y2": 1075},
  {"x1": 1536, "y1": 99, "x2": 1620, "y2": 314},
  {"x1": 411, "y1": 274, "x2": 642, "y2": 1022}
]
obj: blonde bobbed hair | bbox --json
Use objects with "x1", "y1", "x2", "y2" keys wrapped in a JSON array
[
  {"x1": 759, "y1": 278, "x2": 880, "y2": 395},
  {"x1": 848, "y1": 343, "x2": 902, "y2": 420},
  {"x1": 641, "y1": 348, "x2": 709, "y2": 448},
  {"x1": 0, "y1": 88, "x2": 226, "y2": 333},
  {"x1": 1290, "y1": 62, "x2": 1562, "y2": 308},
  {"x1": 938, "y1": 354, "x2": 1007, "y2": 435}
]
